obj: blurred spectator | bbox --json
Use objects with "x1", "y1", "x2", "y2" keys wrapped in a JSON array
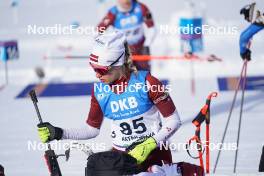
[
  {"x1": 97, "y1": 0, "x2": 156, "y2": 71},
  {"x1": 0, "y1": 164, "x2": 5, "y2": 176}
]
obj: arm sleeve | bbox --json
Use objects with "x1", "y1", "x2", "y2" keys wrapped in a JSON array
[
  {"x1": 146, "y1": 73, "x2": 176, "y2": 117},
  {"x1": 152, "y1": 111, "x2": 182, "y2": 144},
  {"x1": 62, "y1": 87, "x2": 104, "y2": 140},
  {"x1": 143, "y1": 26, "x2": 157, "y2": 46},
  {"x1": 140, "y1": 2, "x2": 156, "y2": 46},
  {"x1": 97, "y1": 10, "x2": 115, "y2": 32},
  {"x1": 62, "y1": 125, "x2": 100, "y2": 140},
  {"x1": 239, "y1": 24, "x2": 264, "y2": 54},
  {"x1": 140, "y1": 2, "x2": 154, "y2": 28},
  {"x1": 146, "y1": 73, "x2": 182, "y2": 144},
  {"x1": 86, "y1": 87, "x2": 104, "y2": 128}
]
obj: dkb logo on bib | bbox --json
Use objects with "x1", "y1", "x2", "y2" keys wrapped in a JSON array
[{"x1": 110, "y1": 97, "x2": 138, "y2": 112}]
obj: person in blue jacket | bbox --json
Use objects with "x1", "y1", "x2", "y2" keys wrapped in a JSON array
[
  {"x1": 97, "y1": 0, "x2": 156, "y2": 71},
  {"x1": 239, "y1": 2, "x2": 264, "y2": 60},
  {"x1": 240, "y1": 3, "x2": 264, "y2": 172}
]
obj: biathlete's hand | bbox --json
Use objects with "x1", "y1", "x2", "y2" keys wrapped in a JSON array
[
  {"x1": 128, "y1": 137, "x2": 157, "y2": 164},
  {"x1": 37, "y1": 122, "x2": 63, "y2": 143},
  {"x1": 241, "y1": 49, "x2": 251, "y2": 61}
]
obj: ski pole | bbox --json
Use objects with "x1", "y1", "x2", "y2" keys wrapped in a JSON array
[
  {"x1": 234, "y1": 60, "x2": 248, "y2": 173},
  {"x1": 186, "y1": 92, "x2": 217, "y2": 173},
  {"x1": 4, "y1": 60, "x2": 8, "y2": 85},
  {"x1": 186, "y1": 128, "x2": 205, "y2": 170},
  {"x1": 196, "y1": 128, "x2": 204, "y2": 171},
  {"x1": 205, "y1": 118, "x2": 210, "y2": 173},
  {"x1": 190, "y1": 59, "x2": 196, "y2": 96},
  {"x1": 213, "y1": 61, "x2": 247, "y2": 173},
  {"x1": 184, "y1": 52, "x2": 196, "y2": 96},
  {"x1": 204, "y1": 92, "x2": 218, "y2": 174},
  {"x1": 29, "y1": 90, "x2": 62, "y2": 176},
  {"x1": 29, "y1": 90, "x2": 43, "y2": 124}
]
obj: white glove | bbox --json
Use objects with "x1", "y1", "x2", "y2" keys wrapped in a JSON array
[
  {"x1": 133, "y1": 172, "x2": 163, "y2": 176},
  {"x1": 148, "y1": 164, "x2": 181, "y2": 176}
]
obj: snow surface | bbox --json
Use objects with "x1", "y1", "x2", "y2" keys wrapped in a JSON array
[{"x1": 0, "y1": 0, "x2": 264, "y2": 175}]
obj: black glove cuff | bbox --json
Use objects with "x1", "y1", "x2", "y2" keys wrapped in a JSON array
[
  {"x1": 241, "y1": 49, "x2": 251, "y2": 61},
  {"x1": 37, "y1": 122, "x2": 50, "y2": 128},
  {"x1": 54, "y1": 127, "x2": 63, "y2": 140}
]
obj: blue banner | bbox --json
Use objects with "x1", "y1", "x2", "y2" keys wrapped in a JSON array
[
  {"x1": 218, "y1": 76, "x2": 264, "y2": 91},
  {"x1": 0, "y1": 40, "x2": 19, "y2": 62}
]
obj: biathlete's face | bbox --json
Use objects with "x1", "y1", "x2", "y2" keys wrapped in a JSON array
[
  {"x1": 90, "y1": 63, "x2": 122, "y2": 84},
  {"x1": 117, "y1": 0, "x2": 132, "y2": 11}
]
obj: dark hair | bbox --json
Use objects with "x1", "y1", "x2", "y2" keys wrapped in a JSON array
[{"x1": 123, "y1": 41, "x2": 137, "y2": 74}]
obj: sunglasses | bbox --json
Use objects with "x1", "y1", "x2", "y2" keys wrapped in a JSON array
[
  {"x1": 90, "y1": 52, "x2": 124, "y2": 75},
  {"x1": 91, "y1": 65, "x2": 110, "y2": 75}
]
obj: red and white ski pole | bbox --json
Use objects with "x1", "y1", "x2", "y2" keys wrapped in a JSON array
[
  {"x1": 186, "y1": 92, "x2": 218, "y2": 174},
  {"x1": 204, "y1": 92, "x2": 218, "y2": 173}
]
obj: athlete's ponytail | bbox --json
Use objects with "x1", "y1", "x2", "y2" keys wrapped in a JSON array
[{"x1": 123, "y1": 41, "x2": 138, "y2": 74}]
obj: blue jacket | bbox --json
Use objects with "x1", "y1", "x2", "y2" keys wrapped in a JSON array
[{"x1": 239, "y1": 23, "x2": 263, "y2": 55}]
